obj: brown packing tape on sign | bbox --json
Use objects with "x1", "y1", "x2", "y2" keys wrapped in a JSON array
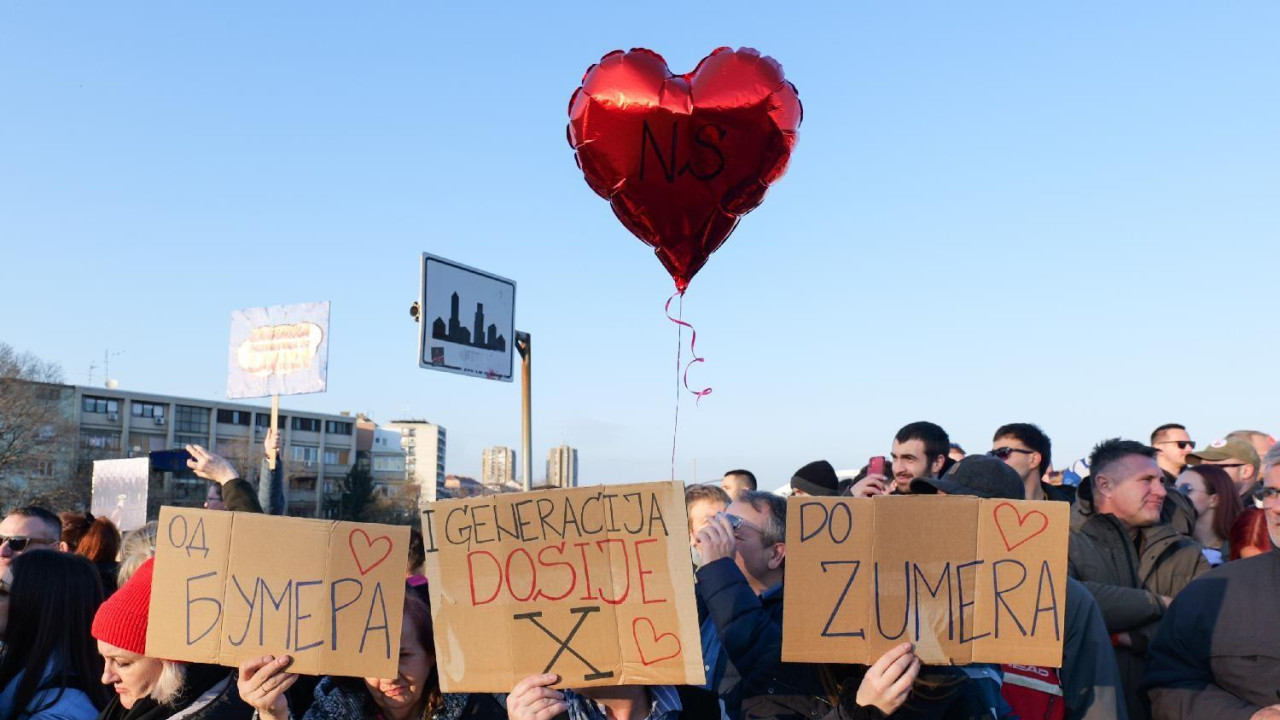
[
  {"x1": 782, "y1": 496, "x2": 1069, "y2": 667},
  {"x1": 422, "y1": 481, "x2": 704, "y2": 693},
  {"x1": 146, "y1": 507, "x2": 410, "y2": 678}
]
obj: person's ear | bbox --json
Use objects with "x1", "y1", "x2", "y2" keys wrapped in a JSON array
[
  {"x1": 1095, "y1": 474, "x2": 1111, "y2": 497},
  {"x1": 1244, "y1": 465, "x2": 1257, "y2": 481},
  {"x1": 1207, "y1": 493, "x2": 1219, "y2": 510},
  {"x1": 58, "y1": 541, "x2": 70, "y2": 553},
  {"x1": 768, "y1": 542, "x2": 786, "y2": 571},
  {"x1": 931, "y1": 455, "x2": 946, "y2": 476}
]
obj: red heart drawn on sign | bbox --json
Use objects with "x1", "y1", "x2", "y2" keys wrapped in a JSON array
[
  {"x1": 992, "y1": 502, "x2": 1050, "y2": 552},
  {"x1": 348, "y1": 529, "x2": 393, "y2": 576},
  {"x1": 633, "y1": 617, "x2": 682, "y2": 666}
]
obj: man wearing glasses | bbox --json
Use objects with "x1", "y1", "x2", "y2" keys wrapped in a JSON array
[
  {"x1": 0, "y1": 505, "x2": 67, "y2": 570},
  {"x1": 990, "y1": 422, "x2": 1074, "y2": 503},
  {"x1": 1148, "y1": 423, "x2": 1200, "y2": 537},
  {"x1": 1143, "y1": 450, "x2": 1280, "y2": 720},
  {"x1": 1186, "y1": 437, "x2": 1262, "y2": 502}
]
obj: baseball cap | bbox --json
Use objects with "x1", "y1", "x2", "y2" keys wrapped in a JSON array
[
  {"x1": 1187, "y1": 437, "x2": 1261, "y2": 472},
  {"x1": 910, "y1": 455, "x2": 1024, "y2": 501}
]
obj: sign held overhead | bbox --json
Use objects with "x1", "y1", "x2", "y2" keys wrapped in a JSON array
[{"x1": 226, "y1": 301, "x2": 331, "y2": 399}]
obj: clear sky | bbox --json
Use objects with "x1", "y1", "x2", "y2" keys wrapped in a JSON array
[{"x1": 3, "y1": 2, "x2": 1277, "y2": 488}]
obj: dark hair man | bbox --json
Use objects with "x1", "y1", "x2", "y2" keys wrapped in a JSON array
[
  {"x1": 1069, "y1": 439, "x2": 1209, "y2": 720},
  {"x1": 1148, "y1": 423, "x2": 1199, "y2": 536},
  {"x1": 1187, "y1": 436, "x2": 1262, "y2": 501},
  {"x1": 720, "y1": 469, "x2": 757, "y2": 500},
  {"x1": 1143, "y1": 445, "x2": 1280, "y2": 719},
  {"x1": 991, "y1": 422, "x2": 1074, "y2": 503},
  {"x1": 685, "y1": 483, "x2": 730, "y2": 550},
  {"x1": 0, "y1": 506, "x2": 67, "y2": 569},
  {"x1": 850, "y1": 421, "x2": 951, "y2": 497}
]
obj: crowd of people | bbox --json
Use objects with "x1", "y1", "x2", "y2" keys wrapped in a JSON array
[{"x1": 0, "y1": 420, "x2": 1276, "y2": 720}]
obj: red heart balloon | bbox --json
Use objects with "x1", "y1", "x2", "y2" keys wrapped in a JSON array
[{"x1": 568, "y1": 47, "x2": 802, "y2": 293}]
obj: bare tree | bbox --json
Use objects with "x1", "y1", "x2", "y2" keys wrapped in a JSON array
[{"x1": 0, "y1": 343, "x2": 77, "y2": 508}]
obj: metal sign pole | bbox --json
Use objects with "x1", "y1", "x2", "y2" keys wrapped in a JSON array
[{"x1": 516, "y1": 331, "x2": 531, "y2": 491}]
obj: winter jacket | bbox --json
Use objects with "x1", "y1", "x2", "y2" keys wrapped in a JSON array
[
  {"x1": 290, "y1": 677, "x2": 504, "y2": 720},
  {"x1": 1157, "y1": 471, "x2": 1197, "y2": 538},
  {"x1": 96, "y1": 665, "x2": 250, "y2": 720},
  {"x1": 1067, "y1": 480, "x2": 1209, "y2": 720},
  {"x1": 1058, "y1": 578, "x2": 1128, "y2": 720},
  {"x1": 220, "y1": 479, "x2": 264, "y2": 514},
  {"x1": 1043, "y1": 481, "x2": 1077, "y2": 504},
  {"x1": 1142, "y1": 549, "x2": 1280, "y2": 720},
  {"x1": 696, "y1": 558, "x2": 828, "y2": 720},
  {"x1": 256, "y1": 457, "x2": 286, "y2": 516}
]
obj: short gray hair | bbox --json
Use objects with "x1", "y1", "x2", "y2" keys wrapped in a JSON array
[
  {"x1": 1263, "y1": 444, "x2": 1280, "y2": 475},
  {"x1": 738, "y1": 490, "x2": 787, "y2": 546}
]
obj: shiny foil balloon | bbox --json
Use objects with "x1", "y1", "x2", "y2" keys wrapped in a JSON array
[{"x1": 568, "y1": 47, "x2": 802, "y2": 293}]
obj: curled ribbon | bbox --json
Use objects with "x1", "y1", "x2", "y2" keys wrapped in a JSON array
[{"x1": 664, "y1": 291, "x2": 712, "y2": 404}]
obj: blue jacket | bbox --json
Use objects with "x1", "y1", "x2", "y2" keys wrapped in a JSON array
[{"x1": 0, "y1": 664, "x2": 99, "y2": 720}]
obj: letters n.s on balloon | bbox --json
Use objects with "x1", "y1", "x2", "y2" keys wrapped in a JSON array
[{"x1": 568, "y1": 47, "x2": 802, "y2": 292}]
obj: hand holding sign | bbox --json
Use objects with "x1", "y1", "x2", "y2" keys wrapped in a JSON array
[
  {"x1": 505, "y1": 674, "x2": 568, "y2": 720},
  {"x1": 237, "y1": 655, "x2": 297, "y2": 720},
  {"x1": 855, "y1": 643, "x2": 921, "y2": 716}
]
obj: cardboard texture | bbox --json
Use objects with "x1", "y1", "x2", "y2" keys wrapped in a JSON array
[
  {"x1": 147, "y1": 507, "x2": 409, "y2": 678},
  {"x1": 226, "y1": 301, "x2": 330, "y2": 400},
  {"x1": 783, "y1": 496, "x2": 1069, "y2": 667},
  {"x1": 422, "y1": 481, "x2": 704, "y2": 692}
]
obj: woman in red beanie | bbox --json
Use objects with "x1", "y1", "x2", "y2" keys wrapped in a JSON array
[{"x1": 92, "y1": 558, "x2": 252, "y2": 720}]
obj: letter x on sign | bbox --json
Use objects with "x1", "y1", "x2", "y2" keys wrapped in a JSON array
[{"x1": 514, "y1": 606, "x2": 614, "y2": 682}]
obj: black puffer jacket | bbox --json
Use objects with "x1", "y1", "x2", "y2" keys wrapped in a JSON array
[{"x1": 96, "y1": 665, "x2": 250, "y2": 720}]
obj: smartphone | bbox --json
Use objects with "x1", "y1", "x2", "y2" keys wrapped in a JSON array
[
  {"x1": 868, "y1": 456, "x2": 886, "y2": 476},
  {"x1": 149, "y1": 448, "x2": 194, "y2": 473}
]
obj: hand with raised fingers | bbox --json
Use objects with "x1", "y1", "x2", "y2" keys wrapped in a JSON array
[{"x1": 187, "y1": 444, "x2": 239, "y2": 485}]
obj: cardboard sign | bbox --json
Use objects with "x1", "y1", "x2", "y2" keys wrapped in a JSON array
[
  {"x1": 227, "y1": 301, "x2": 331, "y2": 399},
  {"x1": 783, "y1": 497, "x2": 1069, "y2": 667},
  {"x1": 91, "y1": 458, "x2": 149, "y2": 532},
  {"x1": 147, "y1": 507, "x2": 409, "y2": 678},
  {"x1": 422, "y1": 482, "x2": 703, "y2": 692},
  {"x1": 417, "y1": 253, "x2": 516, "y2": 382}
]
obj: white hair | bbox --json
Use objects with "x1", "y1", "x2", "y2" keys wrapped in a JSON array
[
  {"x1": 118, "y1": 521, "x2": 158, "y2": 586},
  {"x1": 152, "y1": 660, "x2": 187, "y2": 705},
  {"x1": 1263, "y1": 444, "x2": 1280, "y2": 475}
]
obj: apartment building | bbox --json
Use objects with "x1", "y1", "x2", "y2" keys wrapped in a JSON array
[
  {"x1": 482, "y1": 446, "x2": 516, "y2": 487},
  {"x1": 383, "y1": 420, "x2": 446, "y2": 508},
  {"x1": 546, "y1": 445, "x2": 579, "y2": 489}
]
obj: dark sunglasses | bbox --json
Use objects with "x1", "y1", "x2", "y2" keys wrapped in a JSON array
[
  {"x1": 1157, "y1": 440, "x2": 1196, "y2": 450},
  {"x1": 989, "y1": 447, "x2": 1035, "y2": 460},
  {"x1": 0, "y1": 535, "x2": 56, "y2": 552}
]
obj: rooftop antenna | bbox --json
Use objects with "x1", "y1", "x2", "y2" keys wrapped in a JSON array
[
  {"x1": 103, "y1": 349, "x2": 124, "y2": 387},
  {"x1": 86, "y1": 361, "x2": 98, "y2": 386}
]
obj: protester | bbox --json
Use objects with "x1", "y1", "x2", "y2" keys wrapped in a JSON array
[
  {"x1": 1067, "y1": 439, "x2": 1208, "y2": 720},
  {"x1": 0, "y1": 506, "x2": 68, "y2": 570},
  {"x1": 238, "y1": 586, "x2": 504, "y2": 720},
  {"x1": 61, "y1": 511, "x2": 96, "y2": 552},
  {"x1": 1148, "y1": 424, "x2": 1199, "y2": 536},
  {"x1": 912, "y1": 455, "x2": 1128, "y2": 720},
  {"x1": 258, "y1": 427, "x2": 286, "y2": 515},
  {"x1": 685, "y1": 483, "x2": 729, "y2": 548},
  {"x1": 117, "y1": 522, "x2": 157, "y2": 587},
  {"x1": 0, "y1": 551, "x2": 108, "y2": 720},
  {"x1": 1228, "y1": 508, "x2": 1273, "y2": 560},
  {"x1": 1143, "y1": 535, "x2": 1280, "y2": 717},
  {"x1": 93, "y1": 558, "x2": 251, "y2": 720},
  {"x1": 1186, "y1": 436, "x2": 1261, "y2": 501},
  {"x1": 721, "y1": 469, "x2": 758, "y2": 500},
  {"x1": 1254, "y1": 449, "x2": 1280, "y2": 549},
  {"x1": 186, "y1": 444, "x2": 265, "y2": 513},
  {"x1": 948, "y1": 443, "x2": 965, "y2": 462},
  {"x1": 1174, "y1": 465, "x2": 1243, "y2": 566},
  {"x1": 1226, "y1": 428, "x2": 1275, "y2": 464},
  {"x1": 849, "y1": 421, "x2": 950, "y2": 497},
  {"x1": 790, "y1": 460, "x2": 839, "y2": 497},
  {"x1": 991, "y1": 422, "x2": 1074, "y2": 502}
]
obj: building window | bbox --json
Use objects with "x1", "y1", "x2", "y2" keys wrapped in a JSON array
[
  {"x1": 217, "y1": 409, "x2": 252, "y2": 426},
  {"x1": 293, "y1": 446, "x2": 319, "y2": 464},
  {"x1": 373, "y1": 456, "x2": 405, "y2": 473},
  {"x1": 256, "y1": 413, "x2": 287, "y2": 428},
  {"x1": 291, "y1": 417, "x2": 321, "y2": 433},
  {"x1": 131, "y1": 401, "x2": 166, "y2": 419},
  {"x1": 174, "y1": 434, "x2": 205, "y2": 448},
  {"x1": 175, "y1": 405, "x2": 210, "y2": 434},
  {"x1": 80, "y1": 430, "x2": 122, "y2": 452},
  {"x1": 325, "y1": 421, "x2": 353, "y2": 436},
  {"x1": 82, "y1": 396, "x2": 120, "y2": 414},
  {"x1": 323, "y1": 449, "x2": 350, "y2": 466}
]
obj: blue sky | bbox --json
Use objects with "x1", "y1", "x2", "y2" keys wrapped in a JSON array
[{"x1": 3, "y1": 2, "x2": 1277, "y2": 487}]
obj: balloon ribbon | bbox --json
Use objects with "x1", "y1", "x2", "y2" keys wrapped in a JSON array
[{"x1": 665, "y1": 291, "x2": 712, "y2": 404}]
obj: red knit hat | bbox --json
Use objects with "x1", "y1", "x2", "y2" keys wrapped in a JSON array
[{"x1": 92, "y1": 557, "x2": 154, "y2": 654}]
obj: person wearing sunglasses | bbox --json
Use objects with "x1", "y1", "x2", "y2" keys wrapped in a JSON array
[
  {"x1": 1148, "y1": 424, "x2": 1201, "y2": 537},
  {"x1": 1174, "y1": 465, "x2": 1243, "y2": 567},
  {"x1": 1186, "y1": 437, "x2": 1261, "y2": 502},
  {"x1": 0, "y1": 505, "x2": 68, "y2": 570},
  {"x1": 990, "y1": 422, "x2": 1074, "y2": 503}
]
